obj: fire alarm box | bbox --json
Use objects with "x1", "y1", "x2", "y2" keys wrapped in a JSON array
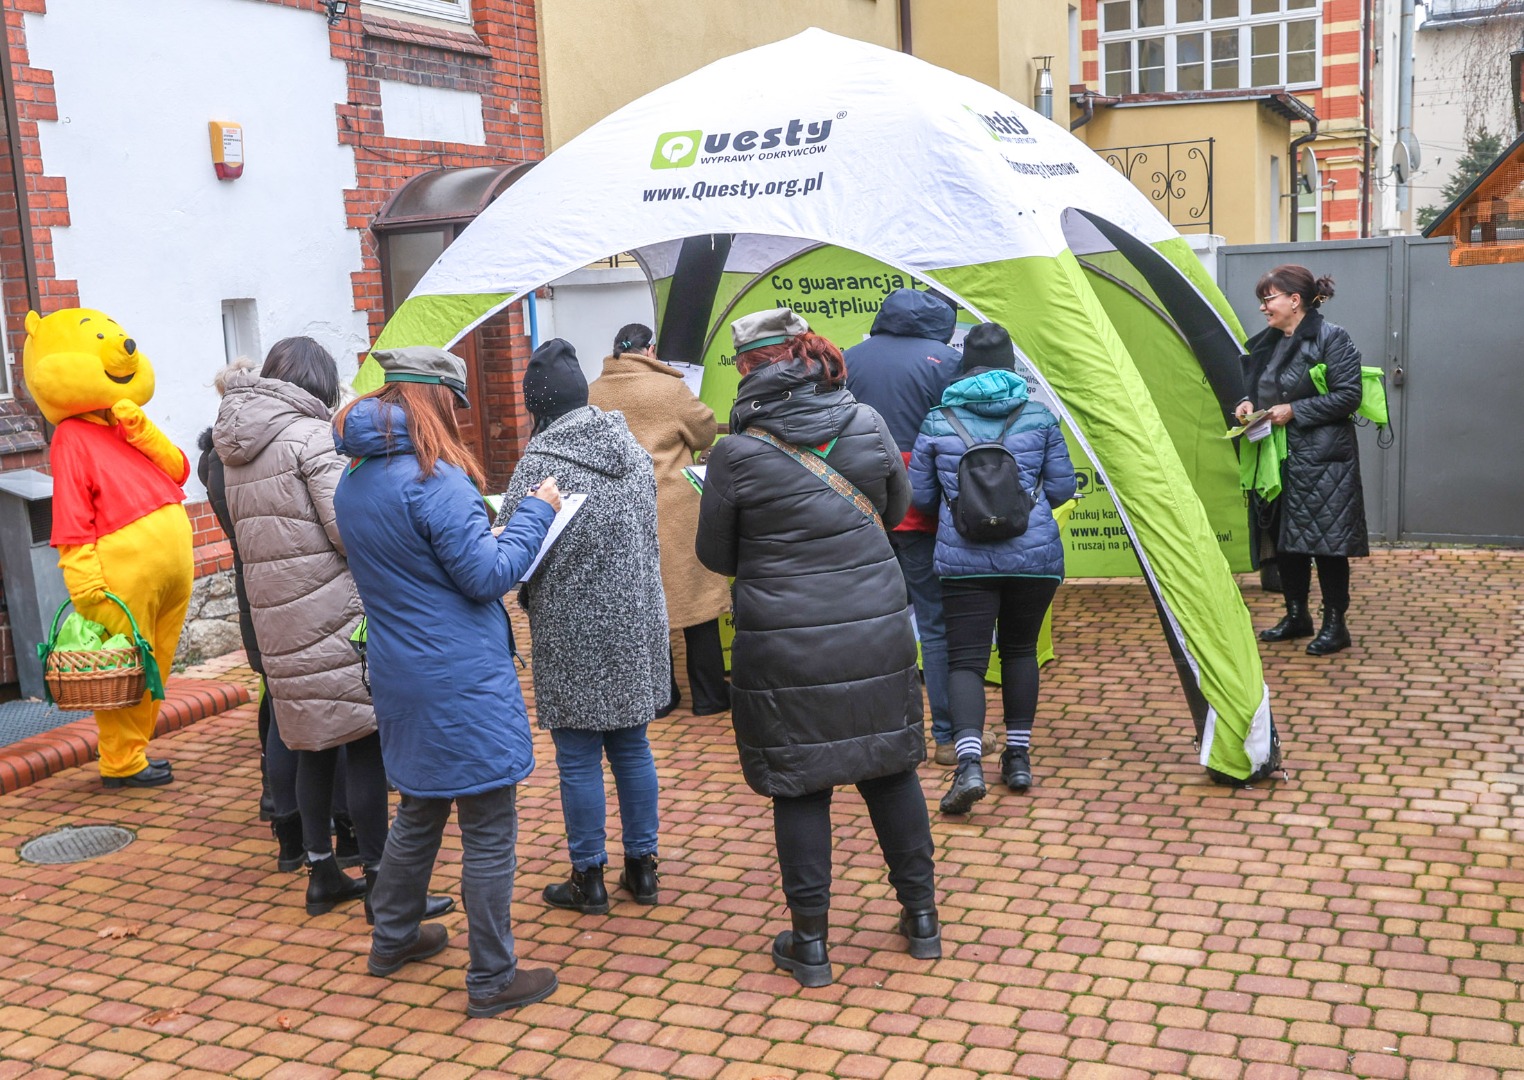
[{"x1": 209, "y1": 120, "x2": 244, "y2": 180}]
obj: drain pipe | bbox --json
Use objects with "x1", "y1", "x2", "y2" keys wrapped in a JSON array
[
  {"x1": 1070, "y1": 91, "x2": 1120, "y2": 131},
  {"x1": 1288, "y1": 117, "x2": 1319, "y2": 243},
  {"x1": 898, "y1": 0, "x2": 912, "y2": 54},
  {"x1": 1395, "y1": 0, "x2": 1419, "y2": 217}
]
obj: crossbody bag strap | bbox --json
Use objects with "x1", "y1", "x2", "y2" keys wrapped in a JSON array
[{"x1": 743, "y1": 429, "x2": 885, "y2": 530}]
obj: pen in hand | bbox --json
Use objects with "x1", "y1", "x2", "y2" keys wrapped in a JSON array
[{"x1": 529, "y1": 475, "x2": 563, "y2": 513}]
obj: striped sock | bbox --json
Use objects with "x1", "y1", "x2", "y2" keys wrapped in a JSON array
[
  {"x1": 1006, "y1": 725, "x2": 1032, "y2": 750},
  {"x1": 954, "y1": 734, "x2": 984, "y2": 762}
]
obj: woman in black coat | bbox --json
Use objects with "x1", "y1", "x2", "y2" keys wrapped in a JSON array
[
  {"x1": 696, "y1": 307, "x2": 938, "y2": 988},
  {"x1": 1236, "y1": 265, "x2": 1368, "y2": 655}
]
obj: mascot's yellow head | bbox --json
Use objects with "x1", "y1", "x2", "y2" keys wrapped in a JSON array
[{"x1": 22, "y1": 308, "x2": 156, "y2": 426}]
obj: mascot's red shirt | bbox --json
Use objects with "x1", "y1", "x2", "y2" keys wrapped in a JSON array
[{"x1": 49, "y1": 417, "x2": 188, "y2": 546}]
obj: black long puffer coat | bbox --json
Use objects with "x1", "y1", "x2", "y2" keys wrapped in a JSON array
[
  {"x1": 696, "y1": 360, "x2": 923, "y2": 799},
  {"x1": 1242, "y1": 310, "x2": 1369, "y2": 557}
]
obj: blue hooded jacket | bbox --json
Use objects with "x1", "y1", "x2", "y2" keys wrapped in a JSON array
[
  {"x1": 332, "y1": 397, "x2": 555, "y2": 799},
  {"x1": 843, "y1": 288, "x2": 962, "y2": 452},
  {"x1": 908, "y1": 369, "x2": 1076, "y2": 579}
]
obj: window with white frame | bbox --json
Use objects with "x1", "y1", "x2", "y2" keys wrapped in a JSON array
[
  {"x1": 365, "y1": 0, "x2": 472, "y2": 25},
  {"x1": 1099, "y1": 0, "x2": 1321, "y2": 96}
]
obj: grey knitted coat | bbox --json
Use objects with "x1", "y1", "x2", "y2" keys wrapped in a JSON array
[{"x1": 500, "y1": 406, "x2": 669, "y2": 731}]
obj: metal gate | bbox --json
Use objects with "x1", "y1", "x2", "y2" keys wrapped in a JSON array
[{"x1": 1220, "y1": 237, "x2": 1524, "y2": 546}]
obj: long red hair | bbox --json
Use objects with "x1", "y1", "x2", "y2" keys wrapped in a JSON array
[
  {"x1": 735, "y1": 330, "x2": 847, "y2": 384},
  {"x1": 334, "y1": 381, "x2": 486, "y2": 489}
]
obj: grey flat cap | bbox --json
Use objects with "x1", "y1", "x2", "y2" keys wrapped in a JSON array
[
  {"x1": 374, "y1": 346, "x2": 470, "y2": 408},
  {"x1": 731, "y1": 307, "x2": 810, "y2": 354}
]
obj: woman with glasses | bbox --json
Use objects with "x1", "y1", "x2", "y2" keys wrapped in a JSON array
[{"x1": 1236, "y1": 265, "x2": 1368, "y2": 656}]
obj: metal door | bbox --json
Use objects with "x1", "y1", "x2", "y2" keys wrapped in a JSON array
[{"x1": 1398, "y1": 238, "x2": 1524, "y2": 543}]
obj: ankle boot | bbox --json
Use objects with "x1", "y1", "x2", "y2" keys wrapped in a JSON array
[
  {"x1": 772, "y1": 910, "x2": 832, "y2": 987},
  {"x1": 1305, "y1": 607, "x2": 1351, "y2": 656},
  {"x1": 363, "y1": 867, "x2": 456, "y2": 926},
  {"x1": 618, "y1": 854, "x2": 660, "y2": 905},
  {"x1": 543, "y1": 865, "x2": 610, "y2": 915},
  {"x1": 271, "y1": 812, "x2": 304, "y2": 872},
  {"x1": 333, "y1": 814, "x2": 362, "y2": 869},
  {"x1": 1259, "y1": 599, "x2": 1314, "y2": 642},
  {"x1": 305, "y1": 856, "x2": 367, "y2": 916},
  {"x1": 898, "y1": 907, "x2": 942, "y2": 960}
]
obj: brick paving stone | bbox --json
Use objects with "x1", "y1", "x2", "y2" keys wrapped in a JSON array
[{"x1": 1, "y1": 550, "x2": 1523, "y2": 1078}]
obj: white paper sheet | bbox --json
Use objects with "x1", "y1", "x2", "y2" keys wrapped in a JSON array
[{"x1": 518, "y1": 492, "x2": 587, "y2": 583}]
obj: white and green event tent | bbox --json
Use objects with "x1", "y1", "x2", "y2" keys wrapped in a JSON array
[{"x1": 357, "y1": 28, "x2": 1278, "y2": 783}]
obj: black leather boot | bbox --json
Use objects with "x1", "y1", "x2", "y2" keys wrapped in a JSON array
[
  {"x1": 1305, "y1": 607, "x2": 1351, "y2": 656},
  {"x1": 543, "y1": 865, "x2": 610, "y2": 915},
  {"x1": 618, "y1": 854, "x2": 660, "y2": 905},
  {"x1": 363, "y1": 867, "x2": 455, "y2": 926},
  {"x1": 898, "y1": 907, "x2": 942, "y2": 959},
  {"x1": 333, "y1": 814, "x2": 362, "y2": 869},
  {"x1": 305, "y1": 856, "x2": 367, "y2": 916},
  {"x1": 271, "y1": 812, "x2": 304, "y2": 872},
  {"x1": 1259, "y1": 599, "x2": 1314, "y2": 642},
  {"x1": 772, "y1": 910, "x2": 832, "y2": 987}
]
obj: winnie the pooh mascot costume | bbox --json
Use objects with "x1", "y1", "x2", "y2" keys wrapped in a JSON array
[{"x1": 24, "y1": 308, "x2": 193, "y2": 788}]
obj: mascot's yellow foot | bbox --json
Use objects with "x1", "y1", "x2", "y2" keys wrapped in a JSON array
[{"x1": 102, "y1": 762, "x2": 173, "y2": 789}]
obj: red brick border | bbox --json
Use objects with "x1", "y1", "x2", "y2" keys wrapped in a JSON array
[{"x1": 0, "y1": 676, "x2": 251, "y2": 793}]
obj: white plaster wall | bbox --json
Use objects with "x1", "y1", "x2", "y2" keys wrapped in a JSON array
[
  {"x1": 1411, "y1": 12, "x2": 1524, "y2": 219},
  {"x1": 537, "y1": 269, "x2": 656, "y2": 386},
  {"x1": 26, "y1": 0, "x2": 367, "y2": 498}
]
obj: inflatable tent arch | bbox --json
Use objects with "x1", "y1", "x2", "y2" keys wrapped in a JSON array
[{"x1": 355, "y1": 28, "x2": 1277, "y2": 782}]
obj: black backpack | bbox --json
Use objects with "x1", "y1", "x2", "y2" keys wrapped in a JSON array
[{"x1": 940, "y1": 405, "x2": 1036, "y2": 542}]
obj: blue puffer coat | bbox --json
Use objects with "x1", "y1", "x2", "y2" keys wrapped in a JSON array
[
  {"x1": 908, "y1": 369, "x2": 1076, "y2": 580},
  {"x1": 332, "y1": 397, "x2": 555, "y2": 799}
]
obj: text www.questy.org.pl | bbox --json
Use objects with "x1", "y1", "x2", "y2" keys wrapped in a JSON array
[{"x1": 642, "y1": 171, "x2": 826, "y2": 203}]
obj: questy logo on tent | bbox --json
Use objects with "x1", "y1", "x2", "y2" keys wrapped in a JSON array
[
  {"x1": 651, "y1": 131, "x2": 702, "y2": 170},
  {"x1": 964, "y1": 106, "x2": 1037, "y2": 145},
  {"x1": 649, "y1": 116, "x2": 838, "y2": 170}
]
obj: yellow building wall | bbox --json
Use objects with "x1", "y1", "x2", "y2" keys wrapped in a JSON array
[
  {"x1": 535, "y1": 1, "x2": 898, "y2": 149},
  {"x1": 1075, "y1": 101, "x2": 1293, "y2": 244},
  {"x1": 911, "y1": 0, "x2": 1071, "y2": 125},
  {"x1": 535, "y1": 0, "x2": 1071, "y2": 150}
]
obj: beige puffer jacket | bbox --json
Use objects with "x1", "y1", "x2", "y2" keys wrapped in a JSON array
[{"x1": 212, "y1": 371, "x2": 373, "y2": 751}]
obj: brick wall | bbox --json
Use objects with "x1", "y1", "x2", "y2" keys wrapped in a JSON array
[
  {"x1": 0, "y1": 0, "x2": 546, "y2": 687},
  {"x1": 332, "y1": 3, "x2": 545, "y2": 481}
]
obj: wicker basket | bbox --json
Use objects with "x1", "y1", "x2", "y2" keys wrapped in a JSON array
[{"x1": 39, "y1": 593, "x2": 152, "y2": 710}]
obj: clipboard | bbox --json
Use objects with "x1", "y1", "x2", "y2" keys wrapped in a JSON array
[
  {"x1": 517, "y1": 492, "x2": 587, "y2": 583},
  {"x1": 682, "y1": 465, "x2": 706, "y2": 492}
]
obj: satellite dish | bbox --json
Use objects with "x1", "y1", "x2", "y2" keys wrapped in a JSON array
[
  {"x1": 1393, "y1": 136, "x2": 1421, "y2": 184},
  {"x1": 1299, "y1": 144, "x2": 1319, "y2": 195}
]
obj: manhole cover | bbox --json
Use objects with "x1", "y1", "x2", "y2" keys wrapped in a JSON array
[{"x1": 19, "y1": 825, "x2": 134, "y2": 864}]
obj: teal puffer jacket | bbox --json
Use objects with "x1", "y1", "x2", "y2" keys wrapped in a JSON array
[{"x1": 907, "y1": 369, "x2": 1076, "y2": 579}]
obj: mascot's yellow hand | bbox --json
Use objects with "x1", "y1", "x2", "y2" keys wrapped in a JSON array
[
  {"x1": 58, "y1": 543, "x2": 109, "y2": 606},
  {"x1": 111, "y1": 399, "x2": 187, "y2": 482}
]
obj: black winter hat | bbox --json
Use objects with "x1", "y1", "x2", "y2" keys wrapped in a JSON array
[
  {"x1": 961, "y1": 321, "x2": 1017, "y2": 372},
  {"x1": 523, "y1": 338, "x2": 588, "y2": 433}
]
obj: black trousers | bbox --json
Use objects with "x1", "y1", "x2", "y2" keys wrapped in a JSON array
[
  {"x1": 1278, "y1": 553, "x2": 1350, "y2": 613},
  {"x1": 771, "y1": 768, "x2": 935, "y2": 916},
  {"x1": 942, "y1": 576, "x2": 1060, "y2": 739},
  {"x1": 296, "y1": 731, "x2": 388, "y2": 865},
  {"x1": 668, "y1": 618, "x2": 731, "y2": 714}
]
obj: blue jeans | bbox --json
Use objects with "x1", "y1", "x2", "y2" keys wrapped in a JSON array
[
  {"x1": 550, "y1": 725, "x2": 659, "y2": 872},
  {"x1": 891, "y1": 531, "x2": 952, "y2": 744}
]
